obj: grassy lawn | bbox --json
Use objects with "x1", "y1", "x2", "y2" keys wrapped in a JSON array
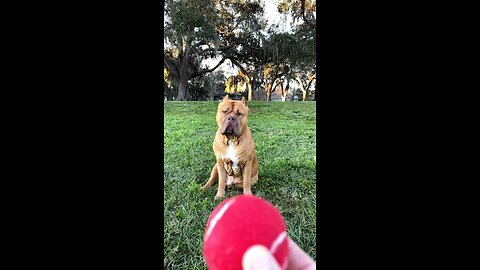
[{"x1": 164, "y1": 101, "x2": 316, "y2": 269}]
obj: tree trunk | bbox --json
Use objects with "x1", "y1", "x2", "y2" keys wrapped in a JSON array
[
  {"x1": 282, "y1": 83, "x2": 289, "y2": 101},
  {"x1": 177, "y1": 40, "x2": 190, "y2": 101},
  {"x1": 265, "y1": 82, "x2": 272, "y2": 101},
  {"x1": 178, "y1": 77, "x2": 188, "y2": 101},
  {"x1": 298, "y1": 81, "x2": 307, "y2": 101},
  {"x1": 303, "y1": 74, "x2": 314, "y2": 101},
  {"x1": 282, "y1": 76, "x2": 290, "y2": 102},
  {"x1": 253, "y1": 83, "x2": 260, "y2": 100},
  {"x1": 252, "y1": 65, "x2": 261, "y2": 101},
  {"x1": 209, "y1": 77, "x2": 215, "y2": 100},
  {"x1": 248, "y1": 84, "x2": 253, "y2": 101},
  {"x1": 303, "y1": 89, "x2": 309, "y2": 101}
]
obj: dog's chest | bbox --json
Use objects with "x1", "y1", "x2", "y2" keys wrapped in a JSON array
[
  {"x1": 225, "y1": 141, "x2": 238, "y2": 164},
  {"x1": 223, "y1": 140, "x2": 240, "y2": 176}
]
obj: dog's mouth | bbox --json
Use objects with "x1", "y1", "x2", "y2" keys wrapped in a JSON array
[
  {"x1": 220, "y1": 117, "x2": 240, "y2": 137},
  {"x1": 225, "y1": 125, "x2": 235, "y2": 135}
]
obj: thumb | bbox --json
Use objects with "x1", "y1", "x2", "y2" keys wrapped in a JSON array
[{"x1": 242, "y1": 245, "x2": 282, "y2": 270}]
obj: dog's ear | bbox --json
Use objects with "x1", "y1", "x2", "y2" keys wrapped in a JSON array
[
  {"x1": 221, "y1": 95, "x2": 229, "y2": 103},
  {"x1": 241, "y1": 97, "x2": 247, "y2": 107}
]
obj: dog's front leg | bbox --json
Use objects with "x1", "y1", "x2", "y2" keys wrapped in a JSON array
[
  {"x1": 201, "y1": 164, "x2": 218, "y2": 190},
  {"x1": 215, "y1": 163, "x2": 227, "y2": 200},
  {"x1": 242, "y1": 159, "x2": 253, "y2": 195}
]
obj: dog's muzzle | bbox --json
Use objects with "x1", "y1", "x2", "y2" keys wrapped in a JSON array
[{"x1": 220, "y1": 116, "x2": 240, "y2": 137}]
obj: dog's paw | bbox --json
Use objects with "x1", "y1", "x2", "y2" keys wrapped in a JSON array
[
  {"x1": 243, "y1": 189, "x2": 253, "y2": 195},
  {"x1": 214, "y1": 192, "x2": 225, "y2": 200},
  {"x1": 201, "y1": 181, "x2": 212, "y2": 191}
]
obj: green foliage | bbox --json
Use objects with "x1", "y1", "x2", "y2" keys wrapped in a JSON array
[
  {"x1": 224, "y1": 69, "x2": 250, "y2": 94},
  {"x1": 291, "y1": 25, "x2": 316, "y2": 69},
  {"x1": 264, "y1": 23, "x2": 315, "y2": 71},
  {"x1": 164, "y1": 101, "x2": 316, "y2": 269},
  {"x1": 164, "y1": 0, "x2": 316, "y2": 101},
  {"x1": 188, "y1": 71, "x2": 227, "y2": 100},
  {"x1": 202, "y1": 71, "x2": 226, "y2": 95},
  {"x1": 165, "y1": 0, "x2": 217, "y2": 45},
  {"x1": 164, "y1": 0, "x2": 267, "y2": 100},
  {"x1": 278, "y1": 0, "x2": 316, "y2": 29}
]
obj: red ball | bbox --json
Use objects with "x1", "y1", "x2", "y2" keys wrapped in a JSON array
[{"x1": 203, "y1": 195, "x2": 289, "y2": 270}]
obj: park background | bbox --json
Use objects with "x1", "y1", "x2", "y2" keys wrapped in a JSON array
[{"x1": 164, "y1": 0, "x2": 316, "y2": 268}]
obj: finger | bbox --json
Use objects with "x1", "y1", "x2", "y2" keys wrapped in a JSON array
[
  {"x1": 287, "y1": 237, "x2": 316, "y2": 270},
  {"x1": 242, "y1": 245, "x2": 282, "y2": 270}
]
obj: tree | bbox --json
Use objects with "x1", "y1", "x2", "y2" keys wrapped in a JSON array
[
  {"x1": 263, "y1": 62, "x2": 289, "y2": 101},
  {"x1": 259, "y1": 26, "x2": 299, "y2": 101},
  {"x1": 278, "y1": 0, "x2": 316, "y2": 30},
  {"x1": 295, "y1": 67, "x2": 316, "y2": 101},
  {"x1": 164, "y1": 0, "x2": 316, "y2": 101},
  {"x1": 212, "y1": 1, "x2": 268, "y2": 101},
  {"x1": 164, "y1": 0, "x2": 227, "y2": 100},
  {"x1": 201, "y1": 70, "x2": 226, "y2": 100},
  {"x1": 277, "y1": 72, "x2": 292, "y2": 102},
  {"x1": 188, "y1": 78, "x2": 209, "y2": 101},
  {"x1": 275, "y1": 0, "x2": 316, "y2": 101},
  {"x1": 283, "y1": 22, "x2": 316, "y2": 101},
  {"x1": 223, "y1": 69, "x2": 251, "y2": 99},
  {"x1": 164, "y1": 0, "x2": 266, "y2": 101}
]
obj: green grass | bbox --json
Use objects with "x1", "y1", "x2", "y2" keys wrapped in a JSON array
[{"x1": 164, "y1": 101, "x2": 316, "y2": 269}]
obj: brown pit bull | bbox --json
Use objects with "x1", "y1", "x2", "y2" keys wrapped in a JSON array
[{"x1": 202, "y1": 95, "x2": 259, "y2": 199}]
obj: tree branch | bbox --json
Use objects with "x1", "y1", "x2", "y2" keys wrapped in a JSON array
[
  {"x1": 164, "y1": 57, "x2": 179, "y2": 78},
  {"x1": 295, "y1": 76, "x2": 307, "y2": 91},
  {"x1": 230, "y1": 54, "x2": 257, "y2": 67},
  {"x1": 200, "y1": 40, "x2": 263, "y2": 55},
  {"x1": 276, "y1": 71, "x2": 286, "y2": 78},
  {"x1": 306, "y1": 73, "x2": 316, "y2": 90},
  {"x1": 191, "y1": 41, "x2": 207, "y2": 50},
  {"x1": 193, "y1": 57, "x2": 228, "y2": 77},
  {"x1": 201, "y1": 43, "x2": 236, "y2": 53},
  {"x1": 301, "y1": 0, "x2": 316, "y2": 29},
  {"x1": 228, "y1": 58, "x2": 248, "y2": 74},
  {"x1": 238, "y1": 42, "x2": 263, "y2": 51}
]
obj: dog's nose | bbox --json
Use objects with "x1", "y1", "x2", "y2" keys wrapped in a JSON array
[{"x1": 227, "y1": 116, "x2": 235, "y2": 121}]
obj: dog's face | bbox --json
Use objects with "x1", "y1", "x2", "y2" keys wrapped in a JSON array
[{"x1": 216, "y1": 96, "x2": 249, "y2": 138}]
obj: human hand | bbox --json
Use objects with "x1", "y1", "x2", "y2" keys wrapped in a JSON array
[{"x1": 242, "y1": 237, "x2": 316, "y2": 270}]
